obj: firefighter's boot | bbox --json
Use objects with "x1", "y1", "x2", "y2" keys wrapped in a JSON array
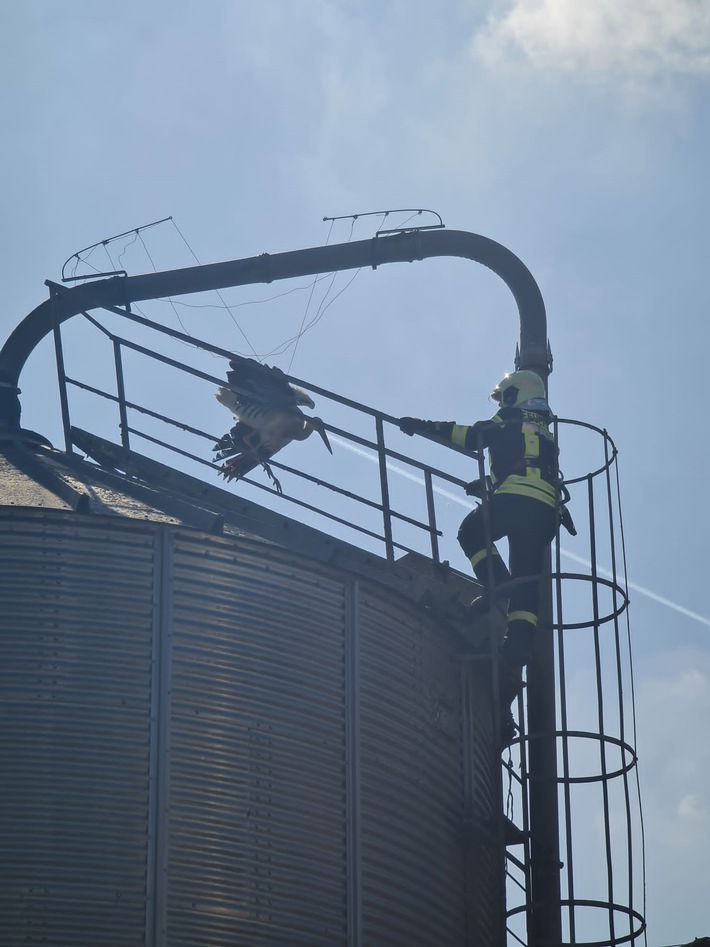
[
  {"x1": 499, "y1": 620, "x2": 534, "y2": 749},
  {"x1": 468, "y1": 548, "x2": 511, "y2": 620},
  {"x1": 502, "y1": 618, "x2": 535, "y2": 668}
]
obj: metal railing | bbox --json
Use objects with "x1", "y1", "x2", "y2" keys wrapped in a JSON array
[{"x1": 50, "y1": 298, "x2": 479, "y2": 568}]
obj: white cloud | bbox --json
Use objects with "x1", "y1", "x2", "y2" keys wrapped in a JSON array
[
  {"x1": 473, "y1": 0, "x2": 710, "y2": 81},
  {"x1": 630, "y1": 658, "x2": 710, "y2": 937},
  {"x1": 637, "y1": 661, "x2": 710, "y2": 845},
  {"x1": 678, "y1": 792, "x2": 706, "y2": 824}
]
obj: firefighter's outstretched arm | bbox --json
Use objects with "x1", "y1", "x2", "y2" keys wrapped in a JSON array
[
  {"x1": 399, "y1": 415, "x2": 496, "y2": 455},
  {"x1": 398, "y1": 417, "x2": 455, "y2": 439}
]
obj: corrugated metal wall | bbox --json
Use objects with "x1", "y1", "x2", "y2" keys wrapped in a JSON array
[
  {"x1": 166, "y1": 533, "x2": 350, "y2": 946},
  {"x1": 0, "y1": 509, "x2": 500, "y2": 946},
  {"x1": 358, "y1": 586, "x2": 467, "y2": 945},
  {"x1": 462, "y1": 660, "x2": 506, "y2": 947},
  {"x1": 0, "y1": 513, "x2": 156, "y2": 946}
]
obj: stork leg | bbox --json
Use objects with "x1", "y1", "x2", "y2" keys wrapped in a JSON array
[
  {"x1": 261, "y1": 461, "x2": 283, "y2": 495},
  {"x1": 240, "y1": 431, "x2": 282, "y2": 494}
]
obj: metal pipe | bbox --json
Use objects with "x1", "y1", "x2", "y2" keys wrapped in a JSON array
[
  {"x1": 0, "y1": 229, "x2": 548, "y2": 428},
  {"x1": 525, "y1": 378, "x2": 562, "y2": 946},
  {"x1": 526, "y1": 573, "x2": 563, "y2": 947}
]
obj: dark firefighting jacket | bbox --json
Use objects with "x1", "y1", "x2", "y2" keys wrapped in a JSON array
[{"x1": 430, "y1": 400, "x2": 558, "y2": 508}]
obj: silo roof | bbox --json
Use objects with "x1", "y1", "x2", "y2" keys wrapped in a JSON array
[{"x1": 1, "y1": 430, "x2": 190, "y2": 525}]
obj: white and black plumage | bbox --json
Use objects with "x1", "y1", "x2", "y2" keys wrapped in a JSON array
[{"x1": 213, "y1": 355, "x2": 332, "y2": 492}]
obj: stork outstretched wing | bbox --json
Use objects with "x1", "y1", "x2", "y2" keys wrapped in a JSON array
[
  {"x1": 216, "y1": 355, "x2": 315, "y2": 416},
  {"x1": 212, "y1": 355, "x2": 331, "y2": 491}
]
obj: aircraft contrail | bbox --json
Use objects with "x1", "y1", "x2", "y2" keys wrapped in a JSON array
[
  {"x1": 331, "y1": 436, "x2": 710, "y2": 629},
  {"x1": 559, "y1": 548, "x2": 710, "y2": 628}
]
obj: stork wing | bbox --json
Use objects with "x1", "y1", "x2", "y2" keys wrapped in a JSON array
[
  {"x1": 213, "y1": 421, "x2": 260, "y2": 461},
  {"x1": 213, "y1": 421, "x2": 274, "y2": 482},
  {"x1": 225, "y1": 355, "x2": 315, "y2": 412}
]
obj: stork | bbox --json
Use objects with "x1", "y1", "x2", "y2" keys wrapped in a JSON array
[{"x1": 212, "y1": 355, "x2": 332, "y2": 493}]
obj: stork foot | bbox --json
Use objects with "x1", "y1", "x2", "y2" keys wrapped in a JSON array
[{"x1": 261, "y1": 461, "x2": 282, "y2": 494}]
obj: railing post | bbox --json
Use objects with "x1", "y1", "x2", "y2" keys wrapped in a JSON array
[
  {"x1": 113, "y1": 339, "x2": 131, "y2": 451},
  {"x1": 423, "y1": 470, "x2": 440, "y2": 563},
  {"x1": 50, "y1": 286, "x2": 73, "y2": 453},
  {"x1": 374, "y1": 417, "x2": 394, "y2": 562}
]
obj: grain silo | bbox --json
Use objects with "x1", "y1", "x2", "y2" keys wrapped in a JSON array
[
  {"x1": 0, "y1": 225, "x2": 645, "y2": 946},
  {"x1": 0, "y1": 429, "x2": 503, "y2": 945}
]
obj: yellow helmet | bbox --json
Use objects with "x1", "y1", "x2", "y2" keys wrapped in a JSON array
[{"x1": 491, "y1": 370, "x2": 546, "y2": 407}]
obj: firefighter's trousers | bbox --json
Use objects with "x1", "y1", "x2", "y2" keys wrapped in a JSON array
[{"x1": 457, "y1": 492, "x2": 556, "y2": 666}]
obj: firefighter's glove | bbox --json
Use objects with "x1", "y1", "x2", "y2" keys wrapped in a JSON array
[
  {"x1": 464, "y1": 478, "x2": 485, "y2": 498},
  {"x1": 559, "y1": 505, "x2": 577, "y2": 536},
  {"x1": 399, "y1": 417, "x2": 429, "y2": 436}
]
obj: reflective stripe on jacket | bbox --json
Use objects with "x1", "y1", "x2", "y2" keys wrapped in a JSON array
[{"x1": 446, "y1": 404, "x2": 558, "y2": 509}]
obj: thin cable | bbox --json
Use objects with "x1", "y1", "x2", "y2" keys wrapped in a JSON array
[
  {"x1": 278, "y1": 267, "x2": 360, "y2": 365},
  {"x1": 72, "y1": 246, "x2": 105, "y2": 277},
  {"x1": 286, "y1": 216, "x2": 358, "y2": 373},
  {"x1": 171, "y1": 219, "x2": 259, "y2": 358},
  {"x1": 286, "y1": 269, "x2": 341, "y2": 365},
  {"x1": 137, "y1": 232, "x2": 196, "y2": 342},
  {"x1": 103, "y1": 243, "x2": 119, "y2": 275},
  {"x1": 285, "y1": 269, "x2": 323, "y2": 373},
  {"x1": 303, "y1": 266, "x2": 361, "y2": 333},
  {"x1": 156, "y1": 274, "x2": 333, "y2": 313},
  {"x1": 105, "y1": 245, "x2": 157, "y2": 338},
  {"x1": 283, "y1": 267, "x2": 362, "y2": 360},
  {"x1": 380, "y1": 210, "x2": 421, "y2": 233},
  {"x1": 117, "y1": 231, "x2": 139, "y2": 270}
]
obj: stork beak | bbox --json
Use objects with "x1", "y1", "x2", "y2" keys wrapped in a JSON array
[{"x1": 310, "y1": 417, "x2": 333, "y2": 454}]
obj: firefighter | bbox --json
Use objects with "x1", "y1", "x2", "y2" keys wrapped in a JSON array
[{"x1": 399, "y1": 370, "x2": 572, "y2": 739}]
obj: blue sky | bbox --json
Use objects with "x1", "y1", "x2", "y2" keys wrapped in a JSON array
[{"x1": 2, "y1": 2, "x2": 709, "y2": 943}]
